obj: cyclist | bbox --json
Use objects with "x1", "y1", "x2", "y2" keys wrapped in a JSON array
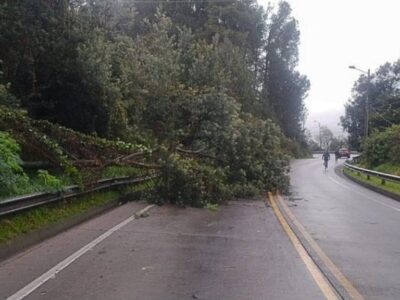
[{"x1": 322, "y1": 150, "x2": 330, "y2": 170}]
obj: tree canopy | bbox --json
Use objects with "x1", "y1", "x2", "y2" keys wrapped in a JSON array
[
  {"x1": 341, "y1": 60, "x2": 400, "y2": 150},
  {"x1": 0, "y1": 0, "x2": 310, "y2": 204}
]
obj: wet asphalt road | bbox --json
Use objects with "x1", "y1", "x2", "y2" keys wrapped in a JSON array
[
  {"x1": 289, "y1": 156, "x2": 400, "y2": 300},
  {"x1": 2, "y1": 156, "x2": 400, "y2": 299},
  {"x1": 0, "y1": 200, "x2": 324, "y2": 300}
]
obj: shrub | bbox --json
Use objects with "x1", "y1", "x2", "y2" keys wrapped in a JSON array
[
  {"x1": 221, "y1": 115, "x2": 290, "y2": 194},
  {"x1": 0, "y1": 83, "x2": 19, "y2": 107},
  {"x1": 230, "y1": 183, "x2": 260, "y2": 198},
  {"x1": 362, "y1": 125, "x2": 400, "y2": 168},
  {"x1": 37, "y1": 169, "x2": 64, "y2": 192},
  {"x1": 155, "y1": 153, "x2": 232, "y2": 207},
  {"x1": 0, "y1": 131, "x2": 29, "y2": 196}
]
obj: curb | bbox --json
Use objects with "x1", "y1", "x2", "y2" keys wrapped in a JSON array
[
  {"x1": 0, "y1": 199, "x2": 122, "y2": 262},
  {"x1": 267, "y1": 193, "x2": 342, "y2": 299},
  {"x1": 342, "y1": 169, "x2": 400, "y2": 202},
  {"x1": 268, "y1": 193, "x2": 364, "y2": 300}
]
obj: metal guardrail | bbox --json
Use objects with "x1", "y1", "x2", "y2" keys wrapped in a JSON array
[
  {"x1": 312, "y1": 151, "x2": 359, "y2": 155},
  {"x1": 350, "y1": 154, "x2": 362, "y2": 164},
  {"x1": 0, "y1": 174, "x2": 159, "y2": 217},
  {"x1": 343, "y1": 161, "x2": 400, "y2": 184}
]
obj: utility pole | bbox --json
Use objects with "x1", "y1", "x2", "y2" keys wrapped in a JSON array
[
  {"x1": 365, "y1": 69, "x2": 370, "y2": 138},
  {"x1": 349, "y1": 66, "x2": 371, "y2": 138}
]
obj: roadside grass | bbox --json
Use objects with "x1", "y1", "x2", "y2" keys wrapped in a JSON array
[
  {"x1": 373, "y1": 163, "x2": 400, "y2": 176},
  {"x1": 343, "y1": 168, "x2": 400, "y2": 196},
  {"x1": 0, "y1": 165, "x2": 144, "y2": 201},
  {"x1": 0, "y1": 180, "x2": 155, "y2": 244},
  {"x1": 355, "y1": 163, "x2": 400, "y2": 176},
  {"x1": 0, "y1": 170, "x2": 72, "y2": 201}
]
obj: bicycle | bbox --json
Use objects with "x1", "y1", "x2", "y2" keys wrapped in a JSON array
[
  {"x1": 322, "y1": 151, "x2": 330, "y2": 172},
  {"x1": 323, "y1": 159, "x2": 328, "y2": 171}
]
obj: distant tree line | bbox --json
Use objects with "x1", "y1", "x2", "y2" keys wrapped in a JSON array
[
  {"x1": 341, "y1": 59, "x2": 400, "y2": 173},
  {"x1": 341, "y1": 60, "x2": 400, "y2": 150},
  {"x1": 305, "y1": 126, "x2": 347, "y2": 152}
]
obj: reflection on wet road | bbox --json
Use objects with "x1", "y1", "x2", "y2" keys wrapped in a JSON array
[{"x1": 288, "y1": 156, "x2": 400, "y2": 300}]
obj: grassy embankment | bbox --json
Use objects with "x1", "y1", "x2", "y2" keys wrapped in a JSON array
[
  {"x1": 373, "y1": 163, "x2": 400, "y2": 176},
  {"x1": 343, "y1": 167, "x2": 400, "y2": 197},
  {"x1": 0, "y1": 165, "x2": 144, "y2": 201},
  {"x1": 0, "y1": 180, "x2": 154, "y2": 244}
]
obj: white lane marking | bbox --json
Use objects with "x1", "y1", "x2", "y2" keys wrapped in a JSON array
[
  {"x1": 7, "y1": 205, "x2": 155, "y2": 300},
  {"x1": 327, "y1": 174, "x2": 400, "y2": 213}
]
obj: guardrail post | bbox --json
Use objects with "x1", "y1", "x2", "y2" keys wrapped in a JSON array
[{"x1": 343, "y1": 161, "x2": 400, "y2": 187}]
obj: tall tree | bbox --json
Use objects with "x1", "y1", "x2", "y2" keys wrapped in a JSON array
[
  {"x1": 341, "y1": 59, "x2": 400, "y2": 149},
  {"x1": 319, "y1": 125, "x2": 333, "y2": 150},
  {"x1": 0, "y1": 0, "x2": 310, "y2": 201},
  {"x1": 262, "y1": 1, "x2": 309, "y2": 141}
]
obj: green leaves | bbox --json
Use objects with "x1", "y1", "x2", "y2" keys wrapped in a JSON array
[
  {"x1": 222, "y1": 114, "x2": 290, "y2": 193},
  {"x1": 155, "y1": 152, "x2": 231, "y2": 207},
  {"x1": 262, "y1": 2, "x2": 309, "y2": 142},
  {"x1": 342, "y1": 59, "x2": 400, "y2": 149},
  {"x1": 0, "y1": 1, "x2": 309, "y2": 204},
  {"x1": 37, "y1": 169, "x2": 64, "y2": 192},
  {"x1": 362, "y1": 125, "x2": 400, "y2": 168},
  {"x1": 0, "y1": 131, "x2": 29, "y2": 196}
]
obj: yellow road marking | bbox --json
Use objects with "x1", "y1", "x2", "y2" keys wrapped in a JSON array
[
  {"x1": 268, "y1": 192, "x2": 338, "y2": 300},
  {"x1": 274, "y1": 193, "x2": 364, "y2": 300}
]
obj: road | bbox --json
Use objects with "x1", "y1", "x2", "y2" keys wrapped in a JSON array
[
  {"x1": 0, "y1": 201, "x2": 325, "y2": 300},
  {"x1": 288, "y1": 156, "x2": 400, "y2": 300},
  {"x1": 0, "y1": 156, "x2": 399, "y2": 299}
]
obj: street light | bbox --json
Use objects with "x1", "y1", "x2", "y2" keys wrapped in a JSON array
[{"x1": 348, "y1": 65, "x2": 371, "y2": 138}]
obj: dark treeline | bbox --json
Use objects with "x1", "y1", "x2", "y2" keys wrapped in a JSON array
[
  {"x1": 0, "y1": 0, "x2": 310, "y2": 204},
  {"x1": 341, "y1": 60, "x2": 400, "y2": 150},
  {"x1": 341, "y1": 59, "x2": 400, "y2": 173}
]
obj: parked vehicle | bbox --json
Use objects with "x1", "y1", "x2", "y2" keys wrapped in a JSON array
[{"x1": 337, "y1": 148, "x2": 351, "y2": 158}]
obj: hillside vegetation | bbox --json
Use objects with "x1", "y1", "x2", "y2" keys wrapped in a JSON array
[
  {"x1": 0, "y1": 0, "x2": 310, "y2": 205},
  {"x1": 341, "y1": 60, "x2": 400, "y2": 150},
  {"x1": 341, "y1": 58, "x2": 400, "y2": 173},
  {"x1": 361, "y1": 125, "x2": 400, "y2": 175}
]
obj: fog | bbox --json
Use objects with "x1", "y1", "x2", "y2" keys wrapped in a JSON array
[{"x1": 262, "y1": 0, "x2": 400, "y2": 137}]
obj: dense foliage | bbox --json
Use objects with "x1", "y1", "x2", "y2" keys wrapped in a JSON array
[
  {"x1": 341, "y1": 60, "x2": 400, "y2": 150},
  {"x1": 0, "y1": 131, "x2": 29, "y2": 196},
  {"x1": 362, "y1": 125, "x2": 400, "y2": 172},
  {"x1": 0, "y1": 0, "x2": 309, "y2": 204}
]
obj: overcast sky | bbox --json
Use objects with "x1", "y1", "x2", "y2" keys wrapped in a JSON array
[{"x1": 260, "y1": 0, "x2": 400, "y2": 136}]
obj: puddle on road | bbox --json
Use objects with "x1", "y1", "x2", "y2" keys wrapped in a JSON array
[
  {"x1": 288, "y1": 192, "x2": 304, "y2": 203},
  {"x1": 289, "y1": 197, "x2": 303, "y2": 201},
  {"x1": 285, "y1": 188, "x2": 307, "y2": 206}
]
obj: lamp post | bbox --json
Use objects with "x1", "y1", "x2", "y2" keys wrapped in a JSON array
[{"x1": 348, "y1": 65, "x2": 371, "y2": 138}]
